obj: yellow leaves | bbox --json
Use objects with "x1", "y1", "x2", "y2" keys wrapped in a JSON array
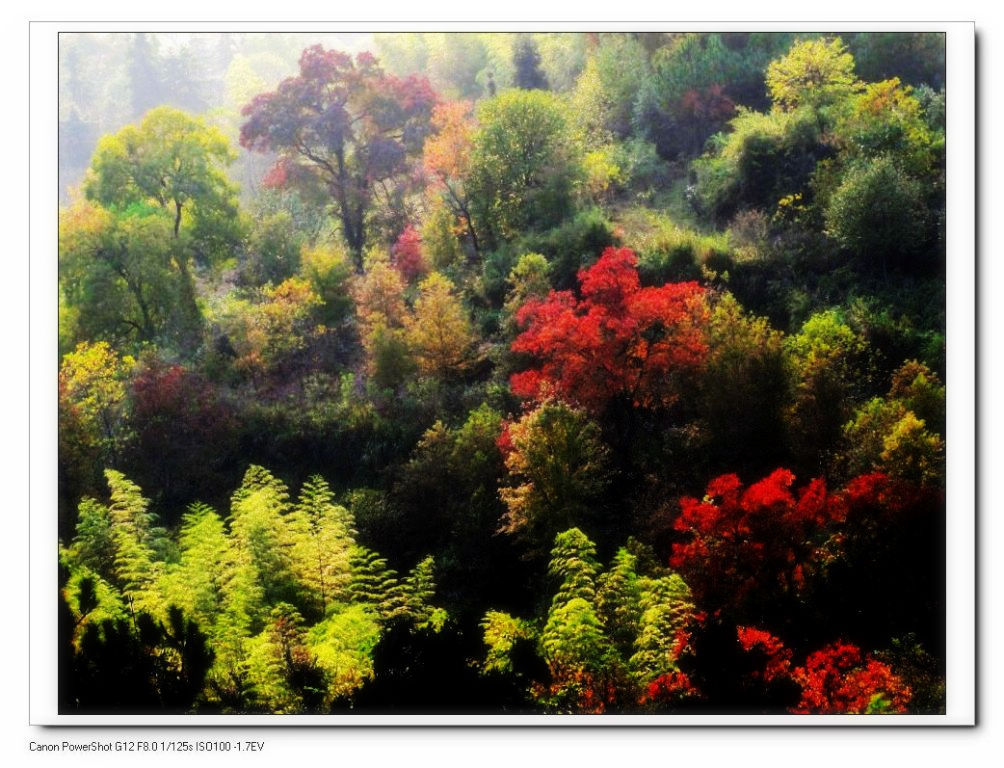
[
  {"x1": 59, "y1": 341, "x2": 134, "y2": 447},
  {"x1": 211, "y1": 277, "x2": 323, "y2": 378},
  {"x1": 405, "y1": 271, "x2": 474, "y2": 377},
  {"x1": 583, "y1": 147, "x2": 626, "y2": 201},
  {"x1": 353, "y1": 252, "x2": 408, "y2": 332},
  {"x1": 355, "y1": 262, "x2": 474, "y2": 383},
  {"x1": 766, "y1": 37, "x2": 860, "y2": 110},
  {"x1": 880, "y1": 412, "x2": 944, "y2": 486}
]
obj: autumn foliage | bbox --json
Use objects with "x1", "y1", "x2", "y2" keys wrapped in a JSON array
[
  {"x1": 510, "y1": 247, "x2": 709, "y2": 412},
  {"x1": 391, "y1": 226, "x2": 426, "y2": 282},
  {"x1": 791, "y1": 641, "x2": 912, "y2": 714},
  {"x1": 670, "y1": 469, "x2": 846, "y2": 617},
  {"x1": 736, "y1": 627, "x2": 911, "y2": 713}
]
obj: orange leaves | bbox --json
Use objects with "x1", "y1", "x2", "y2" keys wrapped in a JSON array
[
  {"x1": 510, "y1": 247, "x2": 709, "y2": 413},
  {"x1": 423, "y1": 100, "x2": 476, "y2": 183}
]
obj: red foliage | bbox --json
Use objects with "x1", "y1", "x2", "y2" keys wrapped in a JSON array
[
  {"x1": 791, "y1": 642, "x2": 912, "y2": 714},
  {"x1": 391, "y1": 226, "x2": 426, "y2": 281},
  {"x1": 735, "y1": 628, "x2": 911, "y2": 713},
  {"x1": 670, "y1": 469, "x2": 846, "y2": 616},
  {"x1": 736, "y1": 626, "x2": 792, "y2": 683},
  {"x1": 643, "y1": 671, "x2": 701, "y2": 706},
  {"x1": 495, "y1": 419, "x2": 515, "y2": 459},
  {"x1": 128, "y1": 358, "x2": 234, "y2": 503},
  {"x1": 510, "y1": 247, "x2": 709, "y2": 412},
  {"x1": 679, "y1": 84, "x2": 736, "y2": 123}
]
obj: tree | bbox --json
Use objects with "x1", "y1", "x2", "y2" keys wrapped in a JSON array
[
  {"x1": 785, "y1": 310, "x2": 871, "y2": 474},
  {"x1": 513, "y1": 35, "x2": 548, "y2": 90},
  {"x1": 240, "y1": 46, "x2": 438, "y2": 271},
  {"x1": 127, "y1": 356, "x2": 235, "y2": 511},
  {"x1": 571, "y1": 35, "x2": 649, "y2": 143},
  {"x1": 352, "y1": 252, "x2": 414, "y2": 390},
  {"x1": 390, "y1": 225, "x2": 427, "y2": 282},
  {"x1": 669, "y1": 469, "x2": 845, "y2": 622},
  {"x1": 832, "y1": 78, "x2": 939, "y2": 177},
  {"x1": 478, "y1": 528, "x2": 697, "y2": 713},
  {"x1": 84, "y1": 105, "x2": 239, "y2": 252},
  {"x1": 212, "y1": 277, "x2": 324, "y2": 380},
  {"x1": 423, "y1": 100, "x2": 481, "y2": 255},
  {"x1": 128, "y1": 33, "x2": 165, "y2": 116},
  {"x1": 404, "y1": 272, "x2": 475, "y2": 379},
  {"x1": 59, "y1": 201, "x2": 198, "y2": 349},
  {"x1": 498, "y1": 400, "x2": 613, "y2": 548},
  {"x1": 238, "y1": 211, "x2": 304, "y2": 288},
  {"x1": 634, "y1": 33, "x2": 788, "y2": 159},
  {"x1": 284, "y1": 477, "x2": 355, "y2": 615},
  {"x1": 158, "y1": 503, "x2": 230, "y2": 627},
  {"x1": 468, "y1": 89, "x2": 581, "y2": 243},
  {"x1": 226, "y1": 466, "x2": 301, "y2": 611},
  {"x1": 840, "y1": 369, "x2": 945, "y2": 487},
  {"x1": 699, "y1": 293, "x2": 789, "y2": 472},
  {"x1": 735, "y1": 629, "x2": 912, "y2": 713},
  {"x1": 691, "y1": 106, "x2": 824, "y2": 222},
  {"x1": 59, "y1": 341, "x2": 134, "y2": 467},
  {"x1": 538, "y1": 529, "x2": 619, "y2": 713},
  {"x1": 510, "y1": 247, "x2": 709, "y2": 413},
  {"x1": 103, "y1": 469, "x2": 168, "y2": 613},
  {"x1": 766, "y1": 37, "x2": 860, "y2": 110},
  {"x1": 790, "y1": 642, "x2": 911, "y2": 714},
  {"x1": 298, "y1": 241, "x2": 355, "y2": 325},
  {"x1": 824, "y1": 155, "x2": 928, "y2": 271}
]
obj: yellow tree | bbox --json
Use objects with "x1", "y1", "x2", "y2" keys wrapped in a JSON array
[
  {"x1": 404, "y1": 272, "x2": 474, "y2": 379},
  {"x1": 351, "y1": 252, "x2": 414, "y2": 389},
  {"x1": 766, "y1": 37, "x2": 860, "y2": 110},
  {"x1": 59, "y1": 341, "x2": 134, "y2": 465}
]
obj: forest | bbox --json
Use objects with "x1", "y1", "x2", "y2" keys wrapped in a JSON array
[{"x1": 57, "y1": 31, "x2": 947, "y2": 715}]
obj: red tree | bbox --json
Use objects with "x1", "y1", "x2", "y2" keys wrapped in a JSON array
[
  {"x1": 736, "y1": 628, "x2": 912, "y2": 713},
  {"x1": 391, "y1": 225, "x2": 426, "y2": 282},
  {"x1": 127, "y1": 358, "x2": 234, "y2": 512},
  {"x1": 510, "y1": 247, "x2": 709, "y2": 413},
  {"x1": 790, "y1": 642, "x2": 912, "y2": 714},
  {"x1": 669, "y1": 469, "x2": 847, "y2": 617},
  {"x1": 736, "y1": 626, "x2": 793, "y2": 683}
]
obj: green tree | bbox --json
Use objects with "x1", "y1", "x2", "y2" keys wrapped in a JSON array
[
  {"x1": 571, "y1": 35, "x2": 649, "y2": 143},
  {"x1": 499, "y1": 401, "x2": 613, "y2": 549},
  {"x1": 103, "y1": 469, "x2": 168, "y2": 613},
  {"x1": 468, "y1": 89, "x2": 582, "y2": 243},
  {"x1": 285, "y1": 477, "x2": 356, "y2": 615},
  {"x1": 824, "y1": 155, "x2": 927, "y2": 272},
  {"x1": 159, "y1": 503, "x2": 230, "y2": 627},
  {"x1": 59, "y1": 201, "x2": 199, "y2": 349},
  {"x1": 700, "y1": 293, "x2": 789, "y2": 470},
  {"x1": 786, "y1": 310, "x2": 871, "y2": 473},
  {"x1": 85, "y1": 106, "x2": 239, "y2": 247}
]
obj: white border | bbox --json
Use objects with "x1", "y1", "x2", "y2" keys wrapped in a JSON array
[{"x1": 29, "y1": 20, "x2": 975, "y2": 727}]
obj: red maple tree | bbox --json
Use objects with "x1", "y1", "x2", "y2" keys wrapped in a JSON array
[
  {"x1": 669, "y1": 469, "x2": 847, "y2": 616},
  {"x1": 510, "y1": 247, "x2": 709, "y2": 413},
  {"x1": 790, "y1": 641, "x2": 912, "y2": 714}
]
